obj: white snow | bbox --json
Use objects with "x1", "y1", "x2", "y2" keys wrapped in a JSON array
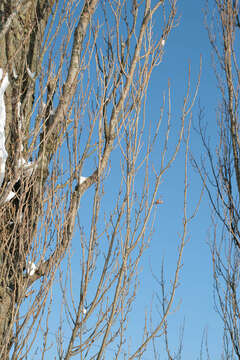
[
  {"x1": 17, "y1": 157, "x2": 26, "y2": 167},
  {"x1": 80, "y1": 176, "x2": 87, "y2": 184},
  {"x1": 0, "y1": 68, "x2": 9, "y2": 186},
  {"x1": 27, "y1": 261, "x2": 37, "y2": 276},
  {"x1": 12, "y1": 65, "x2": 18, "y2": 79},
  {"x1": 0, "y1": 70, "x2": 35, "y2": 204},
  {"x1": 17, "y1": 101, "x2": 21, "y2": 119},
  {"x1": 4, "y1": 190, "x2": 16, "y2": 203},
  {"x1": 26, "y1": 66, "x2": 35, "y2": 80}
]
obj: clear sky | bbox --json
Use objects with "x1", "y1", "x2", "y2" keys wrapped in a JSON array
[
  {"x1": 25, "y1": 1, "x2": 226, "y2": 358},
  {"x1": 71, "y1": 1, "x2": 223, "y2": 358},
  {"x1": 119, "y1": 0, "x2": 224, "y2": 358},
  {"x1": 136, "y1": 1, "x2": 223, "y2": 358},
  {"x1": 79, "y1": 1, "x2": 223, "y2": 358}
]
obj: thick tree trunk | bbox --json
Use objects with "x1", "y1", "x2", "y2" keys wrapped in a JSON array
[
  {"x1": 0, "y1": 1, "x2": 55, "y2": 355},
  {"x1": 0, "y1": 290, "x2": 13, "y2": 359}
]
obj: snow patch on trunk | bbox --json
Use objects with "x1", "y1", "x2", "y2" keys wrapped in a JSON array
[
  {"x1": 4, "y1": 190, "x2": 16, "y2": 203},
  {"x1": 0, "y1": 68, "x2": 9, "y2": 186},
  {"x1": 27, "y1": 261, "x2": 37, "y2": 276}
]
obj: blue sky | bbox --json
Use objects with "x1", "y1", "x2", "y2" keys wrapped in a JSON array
[
  {"x1": 70, "y1": 1, "x2": 223, "y2": 358},
  {"x1": 79, "y1": 1, "x2": 223, "y2": 358},
  {"x1": 23, "y1": 1, "x2": 228, "y2": 358},
  {"x1": 119, "y1": 1, "x2": 224, "y2": 358},
  {"x1": 139, "y1": 1, "x2": 223, "y2": 358}
]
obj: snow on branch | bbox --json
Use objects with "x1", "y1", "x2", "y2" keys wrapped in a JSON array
[
  {"x1": 0, "y1": 70, "x2": 34, "y2": 204},
  {"x1": 26, "y1": 66, "x2": 35, "y2": 80},
  {"x1": 80, "y1": 176, "x2": 87, "y2": 184},
  {"x1": 4, "y1": 190, "x2": 16, "y2": 203},
  {"x1": 26, "y1": 261, "x2": 38, "y2": 276},
  {"x1": 0, "y1": 68, "x2": 9, "y2": 187}
]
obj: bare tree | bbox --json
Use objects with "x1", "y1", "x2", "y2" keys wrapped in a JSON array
[
  {"x1": 0, "y1": 0, "x2": 197, "y2": 358},
  {"x1": 194, "y1": 0, "x2": 240, "y2": 358}
]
